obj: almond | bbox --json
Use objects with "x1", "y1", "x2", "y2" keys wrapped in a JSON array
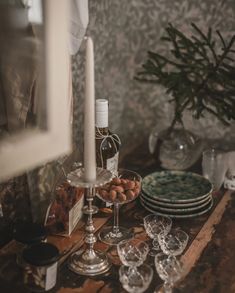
[
  {"x1": 100, "y1": 189, "x2": 108, "y2": 200},
  {"x1": 117, "y1": 192, "x2": 127, "y2": 202},
  {"x1": 109, "y1": 190, "x2": 117, "y2": 201},
  {"x1": 121, "y1": 179, "x2": 127, "y2": 185},
  {"x1": 124, "y1": 180, "x2": 135, "y2": 190},
  {"x1": 125, "y1": 190, "x2": 135, "y2": 200},
  {"x1": 112, "y1": 177, "x2": 122, "y2": 185},
  {"x1": 112, "y1": 185, "x2": 124, "y2": 193}
]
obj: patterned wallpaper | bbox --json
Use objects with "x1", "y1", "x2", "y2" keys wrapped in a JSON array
[
  {"x1": 31, "y1": 0, "x2": 235, "y2": 222},
  {"x1": 73, "y1": 0, "x2": 235, "y2": 151},
  {"x1": 1, "y1": 0, "x2": 235, "y2": 223}
]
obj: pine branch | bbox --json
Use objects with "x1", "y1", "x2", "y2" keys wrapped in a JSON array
[
  {"x1": 191, "y1": 23, "x2": 218, "y2": 63},
  {"x1": 135, "y1": 23, "x2": 235, "y2": 127}
]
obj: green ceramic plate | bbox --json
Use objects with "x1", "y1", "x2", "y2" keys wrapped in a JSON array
[
  {"x1": 142, "y1": 171, "x2": 212, "y2": 203},
  {"x1": 140, "y1": 194, "x2": 212, "y2": 213},
  {"x1": 140, "y1": 191, "x2": 212, "y2": 208},
  {"x1": 140, "y1": 197, "x2": 213, "y2": 218}
]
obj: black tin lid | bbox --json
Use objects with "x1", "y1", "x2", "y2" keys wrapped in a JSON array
[
  {"x1": 22, "y1": 243, "x2": 59, "y2": 266},
  {"x1": 14, "y1": 222, "x2": 47, "y2": 245}
]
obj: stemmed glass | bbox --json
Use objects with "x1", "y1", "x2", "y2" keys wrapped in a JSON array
[
  {"x1": 117, "y1": 239, "x2": 153, "y2": 293},
  {"x1": 158, "y1": 228, "x2": 189, "y2": 258},
  {"x1": 155, "y1": 252, "x2": 183, "y2": 293},
  {"x1": 155, "y1": 229, "x2": 188, "y2": 292},
  {"x1": 96, "y1": 169, "x2": 142, "y2": 245},
  {"x1": 143, "y1": 214, "x2": 172, "y2": 256},
  {"x1": 119, "y1": 264, "x2": 153, "y2": 293},
  {"x1": 117, "y1": 239, "x2": 149, "y2": 269}
]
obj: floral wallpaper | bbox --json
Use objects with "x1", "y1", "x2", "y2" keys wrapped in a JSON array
[
  {"x1": 73, "y1": 0, "x2": 235, "y2": 151},
  {"x1": 1, "y1": 0, "x2": 235, "y2": 224},
  {"x1": 0, "y1": 174, "x2": 31, "y2": 223}
]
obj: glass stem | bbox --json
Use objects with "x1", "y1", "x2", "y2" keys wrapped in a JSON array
[
  {"x1": 152, "y1": 238, "x2": 160, "y2": 249},
  {"x1": 113, "y1": 203, "x2": 120, "y2": 235},
  {"x1": 128, "y1": 266, "x2": 138, "y2": 276},
  {"x1": 163, "y1": 282, "x2": 172, "y2": 293}
]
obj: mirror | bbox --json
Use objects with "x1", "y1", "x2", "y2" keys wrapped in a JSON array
[
  {"x1": 0, "y1": 0, "x2": 72, "y2": 181},
  {"x1": 0, "y1": 0, "x2": 45, "y2": 138}
]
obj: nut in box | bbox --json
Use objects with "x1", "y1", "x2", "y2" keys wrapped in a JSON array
[{"x1": 45, "y1": 181, "x2": 84, "y2": 236}]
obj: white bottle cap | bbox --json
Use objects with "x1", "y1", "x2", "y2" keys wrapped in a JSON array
[{"x1": 95, "y1": 99, "x2": 108, "y2": 128}]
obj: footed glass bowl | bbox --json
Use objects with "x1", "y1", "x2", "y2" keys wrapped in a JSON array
[{"x1": 96, "y1": 169, "x2": 142, "y2": 245}]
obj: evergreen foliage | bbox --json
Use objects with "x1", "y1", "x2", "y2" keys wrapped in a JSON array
[{"x1": 135, "y1": 23, "x2": 235, "y2": 129}]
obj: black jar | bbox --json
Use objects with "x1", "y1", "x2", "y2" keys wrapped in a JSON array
[
  {"x1": 14, "y1": 222, "x2": 47, "y2": 267},
  {"x1": 22, "y1": 242, "x2": 59, "y2": 292}
]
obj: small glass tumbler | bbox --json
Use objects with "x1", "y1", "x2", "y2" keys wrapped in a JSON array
[
  {"x1": 224, "y1": 151, "x2": 235, "y2": 190},
  {"x1": 202, "y1": 148, "x2": 228, "y2": 191}
]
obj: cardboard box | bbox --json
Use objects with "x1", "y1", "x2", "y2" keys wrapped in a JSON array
[{"x1": 45, "y1": 182, "x2": 84, "y2": 236}]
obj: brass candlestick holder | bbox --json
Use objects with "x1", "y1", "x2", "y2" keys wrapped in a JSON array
[{"x1": 67, "y1": 167, "x2": 113, "y2": 276}]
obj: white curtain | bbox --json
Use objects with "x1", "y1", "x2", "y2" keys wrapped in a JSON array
[{"x1": 69, "y1": 0, "x2": 89, "y2": 55}]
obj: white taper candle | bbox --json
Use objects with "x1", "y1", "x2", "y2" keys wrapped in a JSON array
[{"x1": 84, "y1": 37, "x2": 96, "y2": 182}]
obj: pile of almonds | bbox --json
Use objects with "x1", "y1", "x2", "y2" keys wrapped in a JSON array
[{"x1": 97, "y1": 177, "x2": 141, "y2": 203}]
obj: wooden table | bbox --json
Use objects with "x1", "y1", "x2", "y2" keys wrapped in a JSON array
[{"x1": 0, "y1": 141, "x2": 234, "y2": 293}]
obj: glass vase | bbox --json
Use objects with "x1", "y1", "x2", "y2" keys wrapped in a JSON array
[{"x1": 149, "y1": 121, "x2": 203, "y2": 170}]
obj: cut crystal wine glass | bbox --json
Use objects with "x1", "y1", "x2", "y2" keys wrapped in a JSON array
[
  {"x1": 158, "y1": 228, "x2": 189, "y2": 257},
  {"x1": 97, "y1": 169, "x2": 142, "y2": 245},
  {"x1": 155, "y1": 252, "x2": 183, "y2": 293},
  {"x1": 143, "y1": 214, "x2": 172, "y2": 256},
  {"x1": 119, "y1": 264, "x2": 153, "y2": 293},
  {"x1": 117, "y1": 239, "x2": 149, "y2": 267},
  {"x1": 118, "y1": 239, "x2": 151, "y2": 293}
]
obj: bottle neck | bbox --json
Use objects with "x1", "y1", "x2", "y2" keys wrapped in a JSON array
[
  {"x1": 95, "y1": 110, "x2": 108, "y2": 129},
  {"x1": 96, "y1": 126, "x2": 109, "y2": 136}
]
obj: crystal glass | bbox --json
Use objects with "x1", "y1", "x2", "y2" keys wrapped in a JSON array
[
  {"x1": 97, "y1": 169, "x2": 142, "y2": 245},
  {"x1": 202, "y1": 148, "x2": 228, "y2": 191},
  {"x1": 143, "y1": 214, "x2": 172, "y2": 256},
  {"x1": 155, "y1": 252, "x2": 183, "y2": 293},
  {"x1": 158, "y1": 229, "x2": 189, "y2": 257},
  {"x1": 224, "y1": 151, "x2": 235, "y2": 190},
  {"x1": 117, "y1": 239, "x2": 149, "y2": 267},
  {"x1": 119, "y1": 264, "x2": 153, "y2": 293},
  {"x1": 117, "y1": 239, "x2": 149, "y2": 292}
]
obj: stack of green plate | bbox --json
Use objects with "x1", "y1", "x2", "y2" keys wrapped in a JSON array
[{"x1": 140, "y1": 171, "x2": 213, "y2": 218}]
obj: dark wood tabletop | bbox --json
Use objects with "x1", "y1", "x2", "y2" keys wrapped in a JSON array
[{"x1": 0, "y1": 140, "x2": 234, "y2": 293}]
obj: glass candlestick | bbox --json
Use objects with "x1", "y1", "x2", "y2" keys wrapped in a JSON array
[{"x1": 67, "y1": 167, "x2": 113, "y2": 276}]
